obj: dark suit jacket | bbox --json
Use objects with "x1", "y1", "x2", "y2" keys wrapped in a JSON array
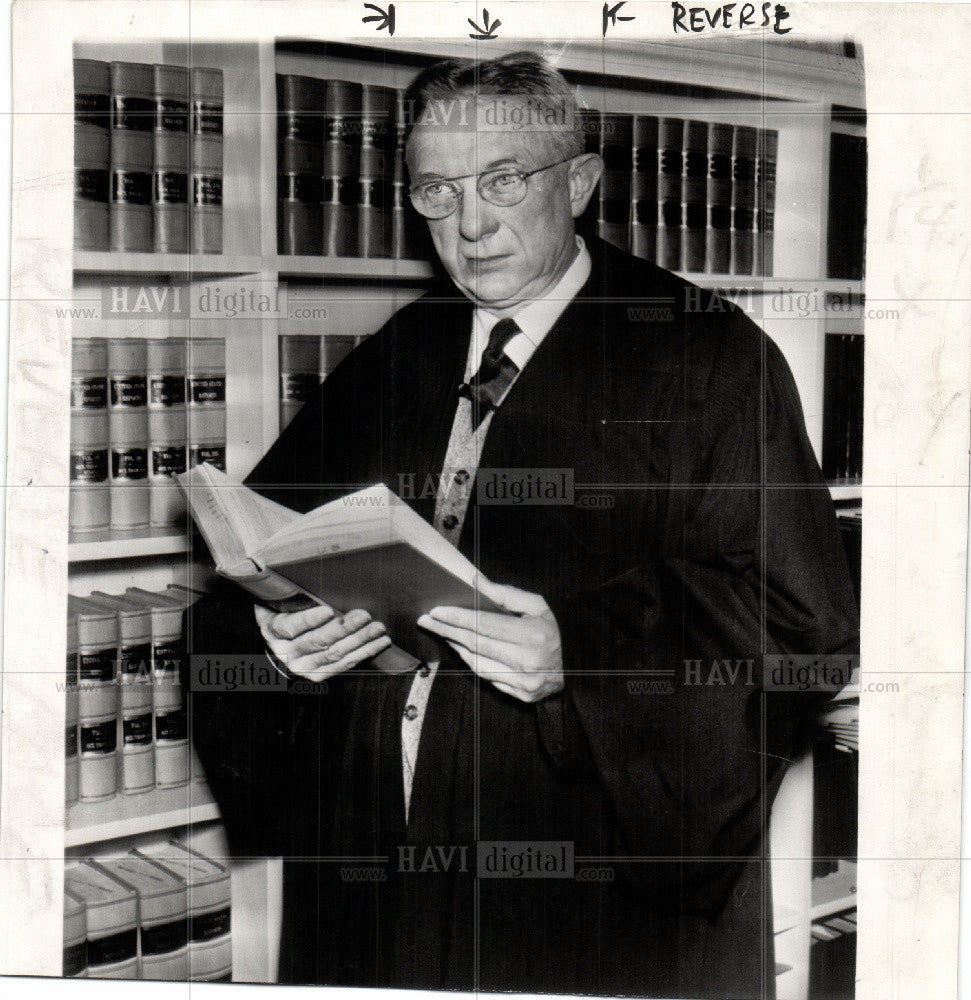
[{"x1": 185, "y1": 238, "x2": 858, "y2": 998}]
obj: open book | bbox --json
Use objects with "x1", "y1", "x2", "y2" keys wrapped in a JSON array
[{"x1": 175, "y1": 463, "x2": 499, "y2": 671}]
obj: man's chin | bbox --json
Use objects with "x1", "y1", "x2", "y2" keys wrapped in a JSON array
[{"x1": 453, "y1": 273, "x2": 527, "y2": 311}]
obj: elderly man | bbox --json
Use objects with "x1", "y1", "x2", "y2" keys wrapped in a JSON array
[{"x1": 187, "y1": 51, "x2": 857, "y2": 999}]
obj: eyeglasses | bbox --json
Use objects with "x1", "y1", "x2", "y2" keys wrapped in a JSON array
[{"x1": 409, "y1": 155, "x2": 578, "y2": 219}]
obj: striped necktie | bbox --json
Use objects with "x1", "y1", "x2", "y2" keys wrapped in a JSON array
[{"x1": 458, "y1": 317, "x2": 521, "y2": 429}]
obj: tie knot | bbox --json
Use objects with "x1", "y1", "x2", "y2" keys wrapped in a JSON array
[{"x1": 483, "y1": 317, "x2": 520, "y2": 364}]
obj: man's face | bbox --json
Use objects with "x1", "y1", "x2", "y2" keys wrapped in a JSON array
[{"x1": 406, "y1": 98, "x2": 586, "y2": 312}]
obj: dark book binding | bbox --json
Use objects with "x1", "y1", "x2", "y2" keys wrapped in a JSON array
[
  {"x1": 630, "y1": 115, "x2": 658, "y2": 261},
  {"x1": 153, "y1": 64, "x2": 190, "y2": 253},
  {"x1": 357, "y1": 84, "x2": 396, "y2": 258},
  {"x1": 755, "y1": 128, "x2": 779, "y2": 276},
  {"x1": 827, "y1": 132, "x2": 867, "y2": 280},
  {"x1": 680, "y1": 119, "x2": 708, "y2": 272},
  {"x1": 597, "y1": 113, "x2": 633, "y2": 252},
  {"x1": 191, "y1": 68, "x2": 224, "y2": 253},
  {"x1": 730, "y1": 125, "x2": 757, "y2": 276},
  {"x1": 74, "y1": 59, "x2": 110, "y2": 250},
  {"x1": 656, "y1": 116, "x2": 683, "y2": 270},
  {"x1": 705, "y1": 122, "x2": 734, "y2": 274},
  {"x1": 322, "y1": 79, "x2": 363, "y2": 257},
  {"x1": 109, "y1": 62, "x2": 154, "y2": 252},
  {"x1": 279, "y1": 334, "x2": 321, "y2": 431},
  {"x1": 277, "y1": 74, "x2": 325, "y2": 255}
]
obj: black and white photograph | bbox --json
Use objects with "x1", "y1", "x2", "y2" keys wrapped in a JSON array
[{"x1": 0, "y1": 4, "x2": 968, "y2": 1000}]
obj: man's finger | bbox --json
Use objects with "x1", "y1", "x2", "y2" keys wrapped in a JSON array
[
  {"x1": 444, "y1": 641, "x2": 533, "y2": 701},
  {"x1": 290, "y1": 608, "x2": 373, "y2": 658},
  {"x1": 418, "y1": 614, "x2": 520, "y2": 666},
  {"x1": 260, "y1": 602, "x2": 338, "y2": 641},
  {"x1": 301, "y1": 633, "x2": 392, "y2": 680},
  {"x1": 425, "y1": 605, "x2": 530, "y2": 641},
  {"x1": 472, "y1": 574, "x2": 549, "y2": 616}
]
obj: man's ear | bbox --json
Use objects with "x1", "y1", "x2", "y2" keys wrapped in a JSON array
[{"x1": 567, "y1": 153, "x2": 603, "y2": 218}]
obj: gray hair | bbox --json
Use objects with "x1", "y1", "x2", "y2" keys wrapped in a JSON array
[{"x1": 403, "y1": 50, "x2": 585, "y2": 160}]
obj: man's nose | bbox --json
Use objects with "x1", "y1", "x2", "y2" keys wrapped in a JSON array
[{"x1": 456, "y1": 182, "x2": 500, "y2": 242}]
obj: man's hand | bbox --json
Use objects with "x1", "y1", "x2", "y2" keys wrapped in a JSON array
[
  {"x1": 254, "y1": 603, "x2": 391, "y2": 682},
  {"x1": 417, "y1": 576, "x2": 563, "y2": 703}
]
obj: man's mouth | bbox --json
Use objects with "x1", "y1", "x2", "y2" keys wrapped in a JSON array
[{"x1": 463, "y1": 254, "x2": 511, "y2": 270}]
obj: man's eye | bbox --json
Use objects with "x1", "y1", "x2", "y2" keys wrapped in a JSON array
[
  {"x1": 424, "y1": 183, "x2": 447, "y2": 198},
  {"x1": 488, "y1": 173, "x2": 520, "y2": 189}
]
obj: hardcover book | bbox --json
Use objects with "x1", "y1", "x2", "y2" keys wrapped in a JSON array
[{"x1": 176, "y1": 462, "x2": 499, "y2": 668}]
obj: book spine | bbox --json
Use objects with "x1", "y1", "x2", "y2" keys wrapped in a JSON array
[
  {"x1": 821, "y1": 333, "x2": 842, "y2": 480},
  {"x1": 754, "y1": 128, "x2": 778, "y2": 277},
  {"x1": 107, "y1": 338, "x2": 149, "y2": 530},
  {"x1": 148, "y1": 337, "x2": 188, "y2": 522},
  {"x1": 278, "y1": 334, "x2": 320, "y2": 431},
  {"x1": 74, "y1": 59, "x2": 110, "y2": 251},
  {"x1": 322, "y1": 80, "x2": 362, "y2": 257},
  {"x1": 321, "y1": 334, "x2": 359, "y2": 377},
  {"x1": 188, "y1": 337, "x2": 228, "y2": 474},
  {"x1": 847, "y1": 333, "x2": 864, "y2": 480},
  {"x1": 681, "y1": 119, "x2": 708, "y2": 273},
  {"x1": 66, "y1": 613, "x2": 80, "y2": 807},
  {"x1": 109, "y1": 62, "x2": 154, "y2": 252},
  {"x1": 153, "y1": 64, "x2": 190, "y2": 253},
  {"x1": 730, "y1": 125, "x2": 757, "y2": 276},
  {"x1": 154, "y1": 701, "x2": 190, "y2": 788},
  {"x1": 63, "y1": 895, "x2": 87, "y2": 978},
  {"x1": 705, "y1": 122, "x2": 733, "y2": 275},
  {"x1": 76, "y1": 863, "x2": 139, "y2": 979},
  {"x1": 391, "y1": 90, "x2": 407, "y2": 259},
  {"x1": 70, "y1": 338, "x2": 110, "y2": 532},
  {"x1": 357, "y1": 85, "x2": 395, "y2": 258},
  {"x1": 187, "y1": 891, "x2": 232, "y2": 980},
  {"x1": 597, "y1": 113, "x2": 633, "y2": 252},
  {"x1": 116, "y1": 614, "x2": 155, "y2": 795},
  {"x1": 191, "y1": 68, "x2": 224, "y2": 254},
  {"x1": 827, "y1": 131, "x2": 867, "y2": 280},
  {"x1": 78, "y1": 710, "x2": 118, "y2": 802},
  {"x1": 630, "y1": 115, "x2": 658, "y2": 261},
  {"x1": 656, "y1": 117, "x2": 683, "y2": 270},
  {"x1": 277, "y1": 74, "x2": 324, "y2": 255}
]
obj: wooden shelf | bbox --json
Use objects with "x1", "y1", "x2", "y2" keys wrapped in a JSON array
[
  {"x1": 75, "y1": 251, "x2": 263, "y2": 276},
  {"x1": 69, "y1": 526, "x2": 190, "y2": 562},
  {"x1": 276, "y1": 256, "x2": 433, "y2": 280},
  {"x1": 66, "y1": 784, "x2": 220, "y2": 848}
]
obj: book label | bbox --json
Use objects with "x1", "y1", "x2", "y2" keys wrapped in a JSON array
[
  {"x1": 279, "y1": 173, "x2": 323, "y2": 203},
  {"x1": 112, "y1": 170, "x2": 152, "y2": 205},
  {"x1": 150, "y1": 375, "x2": 187, "y2": 407},
  {"x1": 80, "y1": 719, "x2": 118, "y2": 755},
  {"x1": 152, "y1": 445, "x2": 188, "y2": 477},
  {"x1": 119, "y1": 642, "x2": 152, "y2": 679},
  {"x1": 323, "y1": 177, "x2": 357, "y2": 206},
  {"x1": 193, "y1": 100, "x2": 223, "y2": 135},
  {"x1": 188, "y1": 376, "x2": 226, "y2": 404},
  {"x1": 156, "y1": 97, "x2": 189, "y2": 133},
  {"x1": 70, "y1": 449, "x2": 109, "y2": 482},
  {"x1": 156, "y1": 707, "x2": 187, "y2": 742},
  {"x1": 75, "y1": 168, "x2": 109, "y2": 203},
  {"x1": 112, "y1": 448, "x2": 148, "y2": 480},
  {"x1": 76, "y1": 92, "x2": 110, "y2": 126},
  {"x1": 280, "y1": 372, "x2": 319, "y2": 402},
  {"x1": 66, "y1": 724, "x2": 79, "y2": 758},
  {"x1": 88, "y1": 928, "x2": 137, "y2": 968},
  {"x1": 142, "y1": 918, "x2": 189, "y2": 956},
  {"x1": 192, "y1": 907, "x2": 231, "y2": 942},
  {"x1": 155, "y1": 171, "x2": 189, "y2": 205},
  {"x1": 190, "y1": 445, "x2": 226, "y2": 470},
  {"x1": 67, "y1": 651, "x2": 79, "y2": 684},
  {"x1": 282, "y1": 112, "x2": 319, "y2": 144},
  {"x1": 113, "y1": 95, "x2": 154, "y2": 132},
  {"x1": 123, "y1": 712, "x2": 153, "y2": 746},
  {"x1": 71, "y1": 376, "x2": 108, "y2": 409},
  {"x1": 193, "y1": 175, "x2": 223, "y2": 207},
  {"x1": 154, "y1": 640, "x2": 184, "y2": 678},
  {"x1": 79, "y1": 648, "x2": 115, "y2": 683},
  {"x1": 110, "y1": 376, "x2": 147, "y2": 408}
]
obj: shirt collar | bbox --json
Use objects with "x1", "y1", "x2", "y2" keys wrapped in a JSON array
[{"x1": 470, "y1": 235, "x2": 591, "y2": 374}]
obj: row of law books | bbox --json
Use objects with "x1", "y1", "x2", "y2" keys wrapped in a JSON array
[
  {"x1": 66, "y1": 585, "x2": 203, "y2": 806},
  {"x1": 822, "y1": 333, "x2": 864, "y2": 482},
  {"x1": 278, "y1": 333, "x2": 365, "y2": 429},
  {"x1": 581, "y1": 112, "x2": 778, "y2": 277},
  {"x1": 70, "y1": 336, "x2": 227, "y2": 535},
  {"x1": 277, "y1": 74, "x2": 427, "y2": 259},
  {"x1": 65, "y1": 843, "x2": 231, "y2": 981},
  {"x1": 74, "y1": 59, "x2": 224, "y2": 253}
]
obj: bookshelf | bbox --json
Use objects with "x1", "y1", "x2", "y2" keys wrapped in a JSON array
[{"x1": 65, "y1": 36, "x2": 864, "y2": 994}]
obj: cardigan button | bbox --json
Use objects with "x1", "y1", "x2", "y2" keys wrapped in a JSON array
[
  {"x1": 442, "y1": 514, "x2": 459, "y2": 530},
  {"x1": 404, "y1": 704, "x2": 419, "y2": 721}
]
